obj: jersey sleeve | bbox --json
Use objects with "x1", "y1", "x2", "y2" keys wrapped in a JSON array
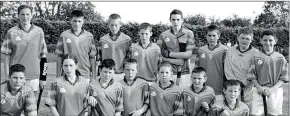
[
  {"x1": 1, "y1": 32, "x2": 12, "y2": 55},
  {"x1": 55, "y1": 35, "x2": 64, "y2": 56},
  {"x1": 247, "y1": 58, "x2": 258, "y2": 81},
  {"x1": 39, "y1": 30, "x2": 48, "y2": 58},
  {"x1": 45, "y1": 81, "x2": 57, "y2": 106},
  {"x1": 89, "y1": 39, "x2": 97, "y2": 58},
  {"x1": 115, "y1": 87, "x2": 124, "y2": 113},
  {"x1": 25, "y1": 88, "x2": 37, "y2": 113},
  {"x1": 224, "y1": 50, "x2": 235, "y2": 80},
  {"x1": 279, "y1": 57, "x2": 289, "y2": 82},
  {"x1": 186, "y1": 31, "x2": 195, "y2": 51}
]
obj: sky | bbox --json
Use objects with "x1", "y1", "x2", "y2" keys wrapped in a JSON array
[{"x1": 92, "y1": 2, "x2": 265, "y2": 24}]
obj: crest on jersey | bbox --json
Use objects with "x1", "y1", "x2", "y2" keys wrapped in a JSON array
[
  {"x1": 165, "y1": 38, "x2": 170, "y2": 42},
  {"x1": 103, "y1": 44, "x2": 109, "y2": 48},
  {"x1": 16, "y1": 36, "x2": 21, "y2": 41},
  {"x1": 258, "y1": 60, "x2": 263, "y2": 65},
  {"x1": 201, "y1": 53, "x2": 206, "y2": 58},
  {"x1": 134, "y1": 52, "x2": 139, "y2": 56},
  {"x1": 60, "y1": 88, "x2": 66, "y2": 93},
  {"x1": 187, "y1": 96, "x2": 191, "y2": 101},
  {"x1": 151, "y1": 91, "x2": 156, "y2": 96},
  {"x1": 66, "y1": 39, "x2": 71, "y2": 43},
  {"x1": 1, "y1": 99, "x2": 5, "y2": 104}
]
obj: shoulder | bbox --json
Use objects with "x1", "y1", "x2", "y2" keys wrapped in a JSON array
[
  {"x1": 113, "y1": 81, "x2": 123, "y2": 89},
  {"x1": 272, "y1": 52, "x2": 286, "y2": 59},
  {"x1": 182, "y1": 86, "x2": 192, "y2": 94},
  {"x1": 33, "y1": 25, "x2": 44, "y2": 32},
  {"x1": 120, "y1": 32, "x2": 131, "y2": 40},
  {"x1": 100, "y1": 33, "x2": 110, "y2": 39},
  {"x1": 238, "y1": 100, "x2": 250, "y2": 111},
  {"x1": 150, "y1": 43, "x2": 161, "y2": 49},
  {"x1": 60, "y1": 30, "x2": 71, "y2": 36},
  {"x1": 182, "y1": 28, "x2": 194, "y2": 34},
  {"x1": 7, "y1": 25, "x2": 19, "y2": 33},
  {"x1": 160, "y1": 29, "x2": 171, "y2": 37},
  {"x1": 83, "y1": 30, "x2": 93, "y2": 37},
  {"x1": 23, "y1": 84, "x2": 35, "y2": 93},
  {"x1": 219, "y1": 44, "x2": 229, "y2": 51},
  {"x1": 205, "y1": 86, "x2": 215, "y2": 92}
]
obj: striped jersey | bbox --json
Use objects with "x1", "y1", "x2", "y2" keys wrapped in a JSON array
[
  {"x1": 209, "y1": 98, "x2": 250, "y2": 116},
  {"x1": 1, "y1": 24, "x2": 47, "y2": 79}
]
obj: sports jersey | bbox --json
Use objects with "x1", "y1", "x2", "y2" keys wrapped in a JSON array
[
  {"x1": 89, "y1": 79, "x2": 123, "y2": 116},
  {"x1": 119, "y1": 77, "x2": 149, "y2": 116},
  {"x1": 149, "y1": 81, "x2": 183, "y2": 116},
  {"x1": 55, "y1": 29, "x2": 97, "y2": 79},
  {"x1": 129, "y1": 42, "x2": 161, "y2": 82},
  {"x1": 158, "y1": 27, "x2": 194, "y2": 75},
  {"x1": 45, "y1": 75, "x2": 89, "y2": 116},
  {"x1": 182, "y1": 85, "x2": 215, "y2": 116},
  {"x1": 1, "y1": 24, "x2": 47, "y2": 80},
  {"x1": 224, "y1": 46, "x2": 259, "y2": 86},
  {"x1": 209, "y1": 98, "x2": 250, "y2": 116},
  {"x1": 99, "y1": 32, "x2": 131, "y2": 73},
  {"x1": 1, "y1": 81, "x2": 37, "y2": 116},
  {"x1": 196, "y1": 43, "x2": 228, "y2": 94}
]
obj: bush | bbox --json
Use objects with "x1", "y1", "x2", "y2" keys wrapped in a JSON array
[{"x1": 0, "y1": 19, "x2": 288, "y2": 58}]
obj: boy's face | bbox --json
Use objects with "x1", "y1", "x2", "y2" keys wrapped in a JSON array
[
  {"x1": 158, "y1": 67, "x2": 172, "y2": 84},
  {"x1": 237, "y1": 34, "x2": 253, "y2": 50},
  {"x1": 206, "y1": 30, "x2": 220, "y2": 46},
  {"x1": 223, "y1": 85, "x2": 241, "y2": 102},
  {"x1": 62, "y1": 59, "x2": 78, "y2": 77},
  {"x1": 18, "y1": 8, "x2": 32, "y2": 25},
  {"x1": 139, "y1": 29, "x2": 152, "y2": 44},
  {"x1": 261, "y1": 35, "x2": 276, "y2": 52},
  {"x1": 191, "y1": 72, "x2": 207, "y2": 89},
  {"x1": 71, "y1": 17, "x2": 84, "y2": 32},
  {"x1": 124, "y1": 63, "x2": 138, "y2": 81},
  {"x1": 170, "y1": 14, "x2": 183, "y2": 29},
  {"x1": 108, "y1": 19, "x2": 121, "y2": 34},
  {"x1": 9, "y1": 72, "x2": 26, "y2": 90},
  {"x1": 100, "y1": 67, "x2": 115, "y2": 83}
]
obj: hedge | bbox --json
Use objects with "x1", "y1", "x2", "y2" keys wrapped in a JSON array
[{"x1": 0, "y1": 19, "x2": 289, "y2": 58}]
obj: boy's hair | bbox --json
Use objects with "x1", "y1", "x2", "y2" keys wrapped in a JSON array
[
  {"x1": 9, "y1": 64, "x2": 26, "y2": 76},
  {"x1": 261, "y1": 29, "x2": 277, "y2": 40},
  {"x1": 223, "y1": 80, "x2": 242, "y2": 91},
  {"x1": 191, "y1": 67, "x2": 207, "y2": 77},
  {"x1": 123, "y1": 58, "x2": 138, "y2": 68},
  {"x1": 70, "y1": 10, "x2": 84, "y2": 18},
  {"x1": 18, "y1": 5, "x2": 33, "y2": 14},
  {"x1": 238, "y1": 27, "x2": 253, "y2": 37},
  {"x1": 108, "y1": 13, "x2": 121, "y2": 23},
  {"x1": 170, "y1": 9, "x2": 183, "y2": 19},
  {"x1": 207, "y1": 24, "x2": 220, "y2": 35},
  {"x1": 158, "y1": 61, "x2": 173, "y2": 72},
  {"x1": 99, "y1": 59, "x2": 116, "y2": 70},
  {"x1": 139, "y1": 22, "x2": 152, "y2": 32}
]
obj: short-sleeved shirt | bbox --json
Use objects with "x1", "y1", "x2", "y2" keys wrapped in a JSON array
[
  {"x1": 99, "y1": 32, "x2": 131, "y2": 73},
  {"x1": 149, "y1": 81, "x2": 183, "y2": 116},
  {"x1": 1, "y1": 24, "x2": 47, "y2": 79},
  {"x1": 158, "y1": 28, "x2": 195, "y2": 75},
  {"x1": 224, "y1": 46, "x2": 259, "y2": 86},
  {"x1": 196, "y1": 43, "x2": 228, "y2": 94},
  {"x1": 89, "y1": 79, "x2": 123, "y2": 116},
  {"x1": 182, "y1": 85, "x2": 215, "y2": 116},
  {"x1": 55, "y1": 29, "x2": 96, "y2": 78},
  {"x1": 129, "y1": 42, "x2": 161, "y2": 82},
  {"x1": 119, "y1": 77, "x2": 149, "y2": 116},
  {"x1": 45, "y1": 75, "x2": 89, "y2": 116},
  {"x1": 1, "y1": 81, "x2": 37, "y2": 116},
  {"x1": 209, "y1": 98, "x2": 250, "y2": 116}
]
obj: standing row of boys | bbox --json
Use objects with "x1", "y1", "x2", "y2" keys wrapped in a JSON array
[{"x1": 1, "y1": 5, "x2": 288, "y2": 116}]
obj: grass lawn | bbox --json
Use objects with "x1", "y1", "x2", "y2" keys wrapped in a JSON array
[{"x1": 1, "y1": 53, "x2": 289, "y2": 116}]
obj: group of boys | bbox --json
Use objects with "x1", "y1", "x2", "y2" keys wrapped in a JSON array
[{"x1": 1, "y1": 5, "x2": 288, "y2": 116}]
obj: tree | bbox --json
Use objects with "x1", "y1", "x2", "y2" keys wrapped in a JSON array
[
  {"x1": 221, "y1": 14, "x2": 252, "y2": 27},
  {"x1": 184, "y1": 14, "x2": 207, "y2": 26},
  {"x1": 254, "y1": 1, "x2": 289, "y2": 28}
]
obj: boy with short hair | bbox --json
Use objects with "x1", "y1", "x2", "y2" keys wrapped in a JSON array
[
  {"x1": 149, "y1": 62, "x2": 183, "y2": 116},
  {"x1": 195, "y1": 24, "x2": 228, "y2": 95},
  {"x1": 182, "y1": 67, "x2": 215, "y2": 116},
  {"x1": 1, "y1": 64, "x2": 37, "y2": 116},
  {"x1": 128, "y1": 22, "x2": 161, "y2": 83},
  {"x1": 88, "y1": 59, "x2": 123, "y2": 116},
  {"x1": 248, "y1": 30, "x2": 289, "y2": 116},
  {"x1": 158, "y1": 9, "x2": 195, "y2": 88},
  {"x1": 119, "y1": 58, "x2": 149, "y2": 116},
  {"x1": 97, "y1": 13, "x2": 132, "y2": 81},
  {"x1": 209, "y1": 80, "x2": 250, "y2": 116},
  {"x1": 55, "y1": 10, "x2": 96, "y2": 82}
]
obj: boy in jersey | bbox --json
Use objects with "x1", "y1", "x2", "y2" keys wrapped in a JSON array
[
  {"x1": 158, "y1": 9, "x2": 195, "y2": 89},
  {"x1": 182, "y1": 67, "x2": 215, "y2": 116},
  {"x1": 195, "y1": 25, "x2": 228, "y2": 95},
  {"x1": 248, "y1": 30, "x2": 289, "y2": 116},
  {"x1": 97, "y1": 13, "x2": 132, "y2": 81},
  {"x1": 55, "y1": 10, "x2": 96, "y2": 82},
  {"x1": 209, "y1": 80, "x2": 249, "y2": 116},
  {"x1": 88, "y1": 59, "x2": 123, "y2": 116},
  {"x1": 128, "y1": 23, "x2": 161, "y2": 83},
  {"x1": 224, "y1": 27, "x2": 260, "y2": 108},
  {"x1": 119, "y1": 58, "x2": 149, "y2": 116},
  {"x1": 149, "y1": 62, "x2": 183, "y2": 116},
  {"x1": 1, "y1": 64, "x2": 37, "y2": 116},
  {"x1": 1, "y1": 5, "x2": 48, "y2": 95}
]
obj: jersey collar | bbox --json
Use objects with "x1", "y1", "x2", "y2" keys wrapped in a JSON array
[
  {"x1": 70, "y1": 28, "x2": 84, "y2": 37},
  {"x1": 7, "y1": 81, "x2": 23, "y2": 96},
  {"x1": 208, "y1": 42, "x2": 221, "y2": 51},
  {"x1": 123, "y1": 76, "x2": 138, "y2": 86},
  {"x1": 236, "y1": 45, "x2": 253, "y2": 53},
  {"x1": 99, "y1": 78, "x2": 114, "y2": 89},
  {"x1": 261, "y1": 49, "x2": 274, "y2": 56},
  {"x1": 224, "y1": 99, "x2": 239, "y2": 111},
  {"x1": 64, "y1": 75, "x2": 80, "y2": 86},
  {"x1": 170, "y1": 27, "x2": 185, "y2": 38},
  {"x1": 18, "y1": 23, "x2": 34, "y2": 33},
  {"x1": 109, "y1": 31, "x2": 121, "y2": 41},
  {"x1": 191, "y1": 84, "x2": 206, "y2": 94},
  {"x1": 138, "y1": 41, "x2": 153, "y2": 49},
  {"x1": 159, "y1": 81, "x2": 174, "y2": 90}
]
